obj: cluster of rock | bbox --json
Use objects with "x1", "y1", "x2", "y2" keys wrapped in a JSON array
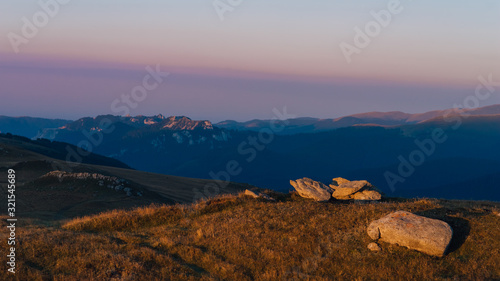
[
  {"x1": 289, "y1": 177, "x2": 382, "y2": 202},
  {"x1": 43, "y1": 171, "x2": 120, "y2": 181},
  {"x1": 289, "y1": 177, "x2": 455, "y2": 257},
  {"x1": 367, "y1": 211, "x2": 453, "y2": 257},
  {"x1": 244, "y1": 189, "x2": 275, "y2": 201},
  {"x1": 288, "y1": 177, "x2": 454, "y2": 256},
  {"x1": 39, "y1": 171, "x2": 142, "y2": 197}
]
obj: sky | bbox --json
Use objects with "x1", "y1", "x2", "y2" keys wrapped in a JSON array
[{"x1": 0, "y1": 0, "x2": 499, "y2": 122}]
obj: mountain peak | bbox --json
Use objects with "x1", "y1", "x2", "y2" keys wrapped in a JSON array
[{"x1": 160, "y1": 116, "x2": 213, "y2": 130}]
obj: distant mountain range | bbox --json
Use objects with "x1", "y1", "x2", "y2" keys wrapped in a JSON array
[
  {"x1": 216, "y1": 104, "x2": 500, "y2": 134},
  {"x1": 2, "y1": 105, "x2": 500, "y2": 201},
  {"x1": 4, "y1": 104, "x2": 500, "y2": 139}
]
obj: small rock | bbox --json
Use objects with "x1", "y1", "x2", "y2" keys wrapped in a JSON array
[
  {"x1": 290, "y1": 178, "x2": 332, "y2": 202},
  {"x1": 259, "y1": 193, "x2": 276, "y2": 201},
  {"x1": 367, "y1": 242, "x2": 381, "y2": 252},
  {"x1": 244, "y1": 189, "x2": 260, "y2": 198},
  {"x1": 367, "y1": 211, "x2": 453, "y2": 257},
  {"x1": 244, "y1": 189, "x2": 275, "y2": 201}
]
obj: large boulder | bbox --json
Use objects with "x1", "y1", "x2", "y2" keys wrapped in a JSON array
[
  {"x1": 367, "y1": 211, "x2": 453, "y2": 257},
  {"x1": 290, "y1": 178, "x2": 332, "y2": 202}
]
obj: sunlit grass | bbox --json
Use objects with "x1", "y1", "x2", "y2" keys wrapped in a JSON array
[{"x1": 1, "y1": 193, "x2": 499, "y2": 280}]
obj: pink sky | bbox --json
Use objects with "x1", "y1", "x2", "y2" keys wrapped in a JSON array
[{"x1": 0, "y1": 1, "x2": 499, "y2": 121}]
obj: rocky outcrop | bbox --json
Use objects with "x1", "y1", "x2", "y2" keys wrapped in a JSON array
[
  {"x1": 290, "y1": 177, "x2": 382, "y2": 201},
  {"x1": 290, "y1": 178, "x2": 332, "y2": 202},
  {"x1": 330, "y1": 179, "x2": 382, "y2": 201},
  {"x1": 160, "y1": 116, "x2": 213, "y2": 131},
  {"x1": 367, "y1": 211, "x2": 453, "y2": 257},
  {"x1": 39, "y1": 171, "x2": 142, "y2": 197},
  {"x1": 244, "y1": 189, "x2": 275, "y2": 201},
  {"x1": 42, "y1": 171, "x2": 122, "y2": 182}
]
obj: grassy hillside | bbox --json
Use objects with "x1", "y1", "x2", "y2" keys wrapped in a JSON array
[
  {"x1": 0, "y1": 133, "x2": 130, "y2": 169},
  {"x1": 1, "y1": 193, "x2": 498, "y2": 280},
  {"x1": 0, "y1": 137, "x2": 252, "y2": 220}
]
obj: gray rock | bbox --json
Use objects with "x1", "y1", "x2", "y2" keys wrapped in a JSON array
[
  {"x1": 290, "y1": 178, "x2": 332, "y2": 202},
  {"x1": 367, "y1": 242, "x2": 381, "y2": 252},
  {"x1": 367, "y1": 211, "x2": 453, "y2": 257}
]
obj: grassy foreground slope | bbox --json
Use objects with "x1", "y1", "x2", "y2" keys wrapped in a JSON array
[{"x1": 1, "y1": 193, "x2": 499, "y2": 280}]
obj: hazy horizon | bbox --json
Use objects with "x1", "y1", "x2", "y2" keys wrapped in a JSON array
[
  {"x1": 1, "y1": 0, "x2": 499, "y2": 122},
  {"x1": 4, "y1": 97, "x2": 500, "y2": 124}
]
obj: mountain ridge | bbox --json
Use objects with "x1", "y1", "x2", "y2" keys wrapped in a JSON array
[
  {"x1": 3, "y1": 104, "x2": 500, "y2": 139},
  {"x1": 216, "y1": 104, "x2": 500, "y2": 134},
  {"x1": 3, "y1": 105, "x2": 500, "y2": 201}
]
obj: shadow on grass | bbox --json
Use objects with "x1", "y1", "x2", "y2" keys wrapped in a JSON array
[{"x1": 415, "y1": 208, "x2": 471, "y2": 254}]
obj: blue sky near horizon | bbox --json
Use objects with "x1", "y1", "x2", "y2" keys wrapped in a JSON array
[{"x1": 0, "y1": 0, "x2": 499, "y2": 121}]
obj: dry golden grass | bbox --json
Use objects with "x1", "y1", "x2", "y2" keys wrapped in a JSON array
[{"x1": 1, "y1": 193, "x2": 499, "y2": 280}]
